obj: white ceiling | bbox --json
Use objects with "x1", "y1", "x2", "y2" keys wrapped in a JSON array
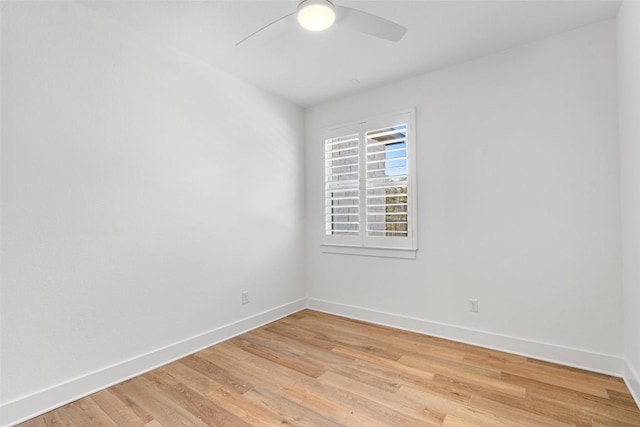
[{"x1": 86, "y1": 0, "x2": 621, "y2": 107}]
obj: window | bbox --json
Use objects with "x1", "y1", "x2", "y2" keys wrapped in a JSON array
[{"x1": 322, "y1": 110, "x2": 417, "y2": 259}]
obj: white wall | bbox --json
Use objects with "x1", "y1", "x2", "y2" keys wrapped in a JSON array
[
  {"x1": 305, "y1": 20, "x2": 623, "y2": 370},
  {"x1": 0, "y1": 2, "x2": 305, "y2": 423},
  {"x1": 618, "y1": 0, "x2": 640, "y2": 402}
]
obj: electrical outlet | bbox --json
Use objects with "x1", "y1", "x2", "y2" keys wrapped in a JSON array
[
  {"x1": 242, "y1": 291, "x2": 249, "y2": 305},
  {"x1": 469, "y1": 298, "x2": 478, "y2": 312}
]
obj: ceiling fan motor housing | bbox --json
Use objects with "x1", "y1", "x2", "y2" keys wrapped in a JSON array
[{"x1": 297, "y1": 0, "x2": 336, "y2": 31}]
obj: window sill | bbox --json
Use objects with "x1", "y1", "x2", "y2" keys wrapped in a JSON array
[{"x1": 320, "y1": 244, "x2": 417, "y2": 259}]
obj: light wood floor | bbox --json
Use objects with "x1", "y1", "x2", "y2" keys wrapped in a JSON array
[{"x1": 20, "y1": 310, "x2": 640, "y2": 426}]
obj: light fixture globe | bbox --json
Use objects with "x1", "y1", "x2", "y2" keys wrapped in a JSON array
[{"x1": 297, "y1": 0, "x2": 336, "y2": 32}]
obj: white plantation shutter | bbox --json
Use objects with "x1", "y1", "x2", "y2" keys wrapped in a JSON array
[
  {"x1": 365, "y1": 123, "x2": 409, "y2": 238},
  {"x1": 325, "y1": 132, "x2": 361, "y2": 239},
  {"x1": 323, "y1": 110, "x2": 417, "y2": 256}
]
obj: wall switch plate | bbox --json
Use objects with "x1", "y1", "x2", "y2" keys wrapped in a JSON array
[
  {"x1": 242, "y1": 291, "x2": 249, "y2": 305},
  {"x1": 469, "y1": 298, "x2": 478, "y2": 312}
]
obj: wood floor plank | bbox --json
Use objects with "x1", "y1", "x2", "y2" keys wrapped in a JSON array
[
  {"x1": 161, "y1": 382, "x2": 252, "y2": 427},
  {"x1": 244, "y1": 386, "x2": 344, "y2": 427},
  {"x1": 400, "y1": 351, "x2": 504, "y2": 381},
  {"x1": 200, "y1": 343, "x2": 317, "y2": 391},
  {"x1": 387, "y1": 333, "x2": 470, "y2": 363},
  {"x1": 504, "y1": 370, "x2": 640, "y2": 423},
  {"x1": 608, "y1": 389, "x2": 640, "y2": 409},
  {"x1": 249, "y1": 326, "x2": 351, "y2": 366},
  {"x1": 241, "y1": 342, "x2": 325, "y2": 378},
  {"x1": 157, "y1": 361, "x2": 222, "y2": 396},
  {"x1": 530, "y1": 388, "x2": 640, "y2": 426},
  {"x1": 265, "y1": 321, "x2": 337, "y2": 351},
  {"x1": 399, "y1": 385, "x2": 534, "y2": 427},
  {"x1": 335, "y1": 340, "x2": 477, "y2": 406},
  {"x1": 324, "y1": 361, "x2": 403, "y2": 393},
  {"x1": 91, "y1": 388, "x2": 154, "y2": 427},
  {"x1": 498, "y1": 356, "x2": 626, "y2": 397},
  {"x1": 276, "y1": 382, "x2": 395, "y2": 427},
  {"x1": 57, "y1": 397, "x2": 118, "y2": 427},
  {"x1": 243, "y1": 328, "x2": 308, "y2": 358},
  {"x1": 315, "y1": 371, "x2": 431, "y2": 426},
  {"x1": 180, "y1": 354, "x2": 254, "y2": 394},
  {"x1": 114, "y1": 377, "x2": 209, "y2": 427},
  {"x1": 440, "y1": 405, "x2": 529, "y2": 427},
  {"x1": 211, "y1": 340, "x2": 253, "y2": 360},
  {"x1": 470, "y1": 385, "x2": 594, "y2": 426},
  {"x1": 322, "y1": 372, "x2": 450, "y2": 425},
  {"x1": 468, "y1": 395, "x2": 573, "y2": 427},
  {"x1": 16, "y1": 309, "x2": 640, "y2": 426},
  {"x1": 591, "y1": 419, "x2": 640, "y2": 427},
  {"x1": 39, "y1": 410, "x2": 73, "y2": 427},
  {"x1": 281, "y1": 316, "x2": 403, "y2": 361},
  {"x1": 205, "y1": 386, "x2": 293, "y2": 425},
  {"x1": 442, "y1": 414, "x2": 484, "y2": 427},
  {"x1": 23, "y1": 417, "x2": 47, "y2": 427},
  {"x1": 401, "y1": 354, "x2": 527, "y2": 399}
]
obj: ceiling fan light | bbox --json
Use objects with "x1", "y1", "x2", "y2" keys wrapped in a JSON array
[{"x1": 297, "y1": 0, "x2": 336, "y2": 32}]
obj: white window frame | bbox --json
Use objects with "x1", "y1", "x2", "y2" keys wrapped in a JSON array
[{"x1": 321, "y1": 109, "x2": 418, "y2": 259}]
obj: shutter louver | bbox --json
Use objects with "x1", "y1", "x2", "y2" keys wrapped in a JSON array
[
  {"x1": 325, "y1": 133, "x2": 360, "y2": 236},
  {"x1": 365, "y1": 124, "x2": 409, "y2": 237}
]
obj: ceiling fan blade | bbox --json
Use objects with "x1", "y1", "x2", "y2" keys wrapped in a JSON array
[
  {"x1": 335, "y1": 5, "x2": 407, "y2": 42},
  {"x1": 236, "y1": 11, "x2": 296, "y2": 47}
]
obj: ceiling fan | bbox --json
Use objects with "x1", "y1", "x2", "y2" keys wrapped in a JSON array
[{"x1": 236, "y1": 0, "x2": 408, "y2": 46}]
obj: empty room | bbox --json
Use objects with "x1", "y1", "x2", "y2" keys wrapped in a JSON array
[{"x1": 1, "y1": 0, "x2": 639, "y2": 425}]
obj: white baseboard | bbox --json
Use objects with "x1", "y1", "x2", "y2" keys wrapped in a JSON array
[
  {"x1": 0, "y1": 298, "x2": 306, "y2": 427},
  {"x1": 624, "y1": 359, "x2": 640, "y2": 409},
  {"x1": 306, "y1": 298, "x2": 624, "y2": 377}
]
